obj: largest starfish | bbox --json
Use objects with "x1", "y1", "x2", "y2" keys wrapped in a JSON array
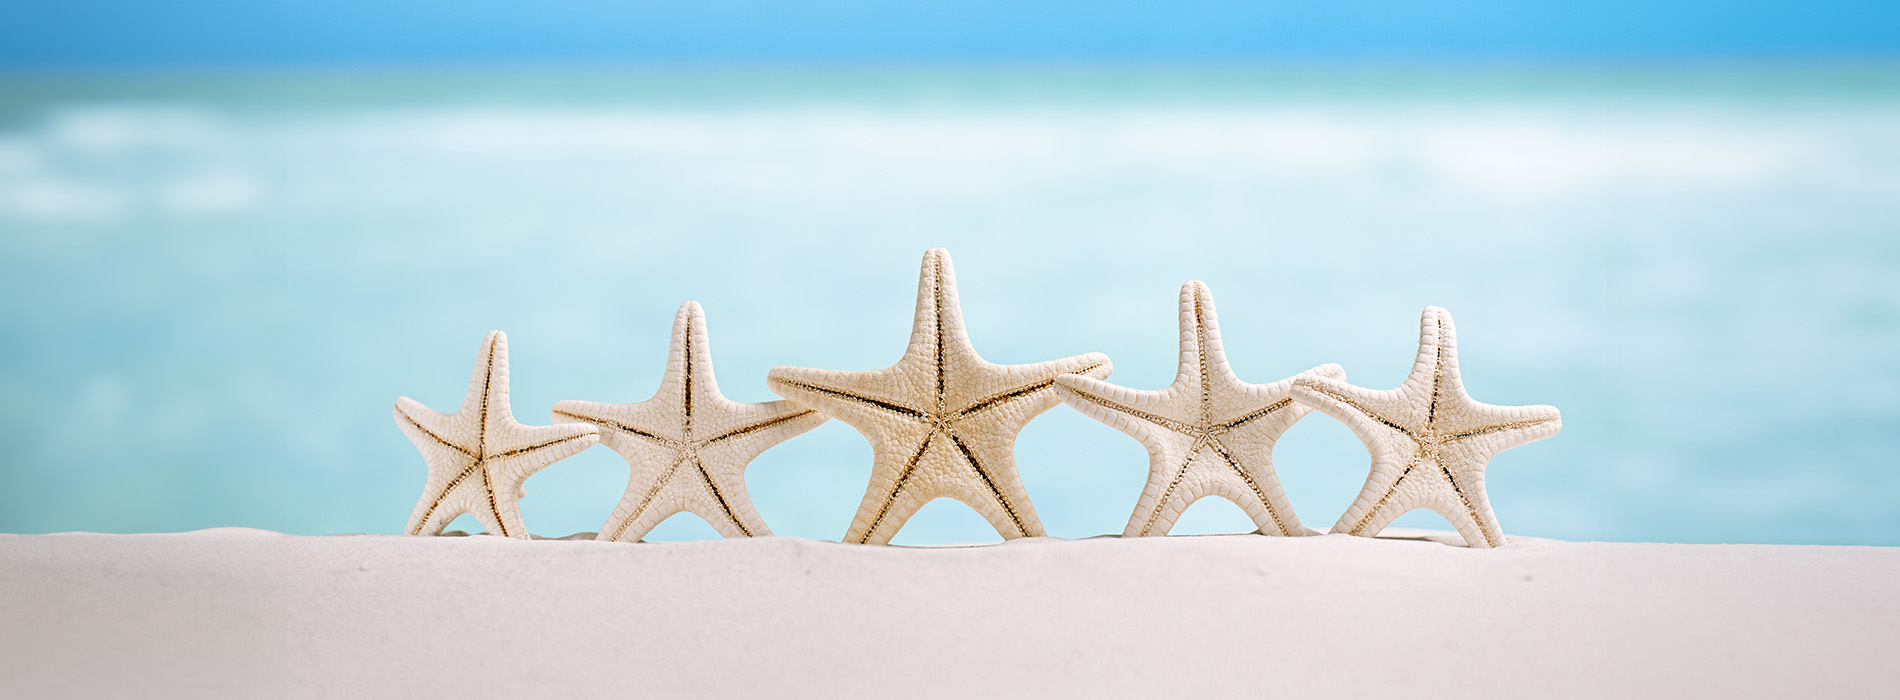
[
  {"x1": 393, "y1": 331, "x2": 600, "y2": 539},
  {"x1": 767, "y1": 248, "x2": 1113, "y2": 545},
  {"x1": 1289, "y1": 306, "x2": 1561, "y2": 549},
  {"x1": 1055, "y1": 281, "x2": 1343, "y2": 538},
  {"x1": 552, "y1": 302, "x2": 828, "y2": 543}
]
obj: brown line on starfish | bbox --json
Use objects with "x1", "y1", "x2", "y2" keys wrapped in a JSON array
[
  {"x1": 953, "y1": 362, "x2": 1109, "y2": 419},
  {"x1": 395, "y1": 407, "x2": 476, "y2": 460},
  {"x1": 477, "y1": 462, "x2": 506, "y2": 538},
  {"x1": 486, "y1": 433, "x2": 591, "y2": 462},
  {"x1": 1439, "y1": 460, "x2": 1498, "y2": 547},
  {"x1": 1206, "y1": 436, "x2": 1290, "y2": 536},
  {"x1": 945, "y1": 430, "x2": 1027, "y2": 537},
  {"x1": 702, "y1": 409, "x2": 820, "y2": 446},
  {"x1": 1302, "y1": 385, "x2": 1420, "y2": 443},
  {"x1": 682, "y1": 313, "x2": 695, "y2": 440},
  {"x1": 551, "y1": 410, "x2": 670, "y2": 445},
  {"x1": 933, "y1": 257, "x2": 947, "y2": 414},
  {"x1": 1061, "y1": 387, "x2": 1199, "y2": 436},
  {"x1": 610, "y1": 453, "x2": 690, "y2": 542},
  {"x1": 1216, "y1": 398, "x2": 1295, "y2": 433},
  {"x1": 771, "y1": 379, "x2": 928, "y2": 420},
  {"x1": 410, "y1": 462, "x2": 478, "y2": 535},
  {"x1": 1347, "y1": 449, "x2": 1422, "y2": 536},
  {"x1": 693, "y1": 455, "x2": 751, "y2": 537},
  {"x1": 1427, "y1": 320, "x2": 1445, "y2": 429},
  {"x1": 859, "y1": 431, "x2": 935, "y2": 544},
  {"x1": 1447, "y1": 418, "x2": 1556, "y2": 443},
  {"x1": 1137, "y1": 439, "x2": 1201, "y2": 537},
  {"x1": 1193, "y1": 293, "x2": 1212, "y2": 427},
  {"x1": 474, "y1": 342, "x2": 507, "y2": 537}
]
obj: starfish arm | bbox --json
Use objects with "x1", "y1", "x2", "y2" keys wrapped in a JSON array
[
  {"x1": 657, "y1": 301, "x2": 732, "y2": 435},
  {"x1": 394, "y1": 400, "x2": 477, "y2": 537},
  {"x1": 550, "y1": 400, "x2": 673, "y2": 450},
  {"x1": 1447, "y1": 404, "x2": 1563, "y2": 457},
  {"x1": 1175, "y1": 281, "x2": 1226, "y2": 393},
  {"x1": 393, "y1": 398, "x2": 471, "y2": 461},
  {"x1": 767, "y1": 366, "x2": 927, "y2": 429},
  {"x1": 1122, "y1": 441, "x2": 1202, "y2": 537},
  {"x1": 691, "y1": 456, "x2": 775, "y2": 538},
  {"x1": 469, "y1": 331, "x2": 522, "y2": 433},
  {"x1": 607, "y1": 502, "x2": 687, "y2": 544},
  {"x1": 848, "y1": 487, "x2": 927, "y2": 546},
  {"x1": 940, "y1": 428, "x2": 1046, "y2": 540},
  {"x1": 486, "y1": 421, "x2": 600, "y2": 495},
  {"x1": 410, "y1": 485, "x2": 474, "y2": 537},
  {"x1": 1334, "y1": 470, "x2": 1423, "y2": 541},
  {"x1": 604, "y1": 453, "x2": 774, "y2": 543},
  {"x1": 454, "y1": 331, "x2": 506, "y2": 415},
  {"x1": 1055, "y1": 375, "x2": 1195, "y2": 440},
  {"x1": 404, "y1": 466, "x2": 469, "y2": 536},
  {"x1": 1325, "y1": 429, "x2": 1422, "y2": 540},
  {"x1": 697, "y1": 399, "x2": 829, "y2": 463},
  {"x1": 1289, "y1": 376, "x2": 1417, "y2": 446},
  {"x1": 904, "y1": 247, "x2": 970, "y2": 368},
  {"x1": 597, "y1": 453, "x2": 691, "y2": 543},
  {"x1": 842, "y1": 428, "x2": 942, "y2": 545},
  {"x1": 467, "y1": 488, "x2": 523, "y2": 540},
  {"x1": 1434, "y1": 449, "x2": 1505, "y2": 548},
  {"x1": 951, "y1": 353, "x2": 1113, "y2": 428},
  {"x1": 1217, "y1": 363, "x2": 1343, "y2": 436},
  {"x1": 1393, "y1": 306, "x2": 1459, "y2": 403},
  {"x1": 408, "y1": 466, "x2": 520, "y2": 538},
  {"x1": 1204, "y1": 436, "x2": 1304, "y2": 536}
]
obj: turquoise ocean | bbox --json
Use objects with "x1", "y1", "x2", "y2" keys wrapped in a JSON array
[{"x1": 1, "y1": 66, "x2": 1895, "y2": 545}]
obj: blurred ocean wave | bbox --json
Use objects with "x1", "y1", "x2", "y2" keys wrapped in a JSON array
[{"x1": 1, "y1": 66, "x2": 1895, "y2": 544}]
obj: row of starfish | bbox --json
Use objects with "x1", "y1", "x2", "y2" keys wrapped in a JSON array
[{"x1": 393, "y1": 249, "x2": 1561, "y2": 549}]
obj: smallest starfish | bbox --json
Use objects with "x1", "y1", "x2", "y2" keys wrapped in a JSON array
[
  {"x1": 1056, "y1": 281, "x2": 1342, "y2": 538},
  {"x1": 554, "y1": 302, "x2": 828, "y2": 543},
  {"x1": 1290, "y1": 306, "x2": 1561, "y2": 548},
  {"x1": 394, "y1": 331, "x2": 600, "y2": 539}
]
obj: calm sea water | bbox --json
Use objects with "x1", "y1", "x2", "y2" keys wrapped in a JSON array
[{"x1": 1, "y1": 66, "x2": 1896, "y2": 545}]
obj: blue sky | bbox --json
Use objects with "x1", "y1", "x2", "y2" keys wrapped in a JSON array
[{"x1": 3, "y1": 0, "x2": 1898, "y2": 67}]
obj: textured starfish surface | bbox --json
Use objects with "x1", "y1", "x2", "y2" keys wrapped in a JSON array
[
  {"x1": 1290, "y1": 306, "x2": 1561, "y2": 548},
  {"x1": 553, "y1": 302, "x2": 828, "y2": 543},
  {"x1": 1056, "y1": 281, "x2": 1343, "y2": 538},
  {"x1": 767, "y1": 248, "x2": 1113, "y2": 545},
  {"x1": 393, "y1": 331, "x2": 600, "y2": 539}
]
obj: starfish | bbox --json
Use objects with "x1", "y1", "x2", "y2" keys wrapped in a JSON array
[
  {"x1": 1055, "y1": 281, "x2": 1343, "y2": 538},
  {"x1": 393, "y1": 331, "x2": 600, "y2": 539},
  {"x1": 552, "y1": 302, "x2": 828, "y2": 543},
  {"x1": 767, "y1": 248, "x2": 1113, "y2": 545},
  {"x1": 1289, "y1": 306, "x2": 1562, "y2": 549}
]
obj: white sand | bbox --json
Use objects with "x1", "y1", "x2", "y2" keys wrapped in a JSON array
[{"x1": 1, "y1": 529, "x2": 1894, "y2": 699}]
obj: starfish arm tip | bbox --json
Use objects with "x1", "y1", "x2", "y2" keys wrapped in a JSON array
[
  {"x1": 1053, "y1": 372, "x2": 1114, "y2": 396},
  {"x1": 1289, "y1": 373, "x2": 1352, "y2": 393},
  {"x1": 548, "y1": 399, "x2": 593, "y2": 420},
  {"x1": 1062, "y1": 352, "x2": 1113, "y2": 378},
  {"x1": 1305, "y1": 363, "x2": 1348, "y2": 381}
]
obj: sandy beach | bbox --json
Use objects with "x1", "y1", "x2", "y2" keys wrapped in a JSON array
[{"x1": 1, "y1": 529, "x2": 1893, "y2": 699}]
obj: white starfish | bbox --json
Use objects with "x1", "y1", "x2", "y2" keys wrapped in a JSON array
[
  {"x1": 552, "y1": 302, "x2": 828, "y2": 543},
  {"x1": 393, "y1": 331, "x2": 600, "y2": 539},
  {"x1": 1289, "y1": 306, "x2": 1562, "y2": 548},
  {"x1": 1056, "y1": 281, "x2": 1343, "y2": 538},
  {"x1": 767, "y1": 248, "x2": 1113, "y2": 545}
]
